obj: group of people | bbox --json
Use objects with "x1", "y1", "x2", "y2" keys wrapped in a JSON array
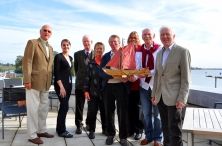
[{"x1": 22, "y1": 24, "x2": 191, "y2": 146}]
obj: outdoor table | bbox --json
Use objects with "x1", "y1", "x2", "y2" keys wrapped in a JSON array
[{"x1": 182, "y1": 107, "x2": 222, "y2": 146}]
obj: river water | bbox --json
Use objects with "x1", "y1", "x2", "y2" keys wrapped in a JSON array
[
  {"x1": 8, "y1": 69, "x2": 222, "y2": 89},
  {"x1": 191, "y1": 69, "x2": 222, "y2": 89}
]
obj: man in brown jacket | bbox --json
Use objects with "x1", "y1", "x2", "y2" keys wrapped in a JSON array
[{"x1": 22, "y1": 25, "x2": 54, "y2": 144}]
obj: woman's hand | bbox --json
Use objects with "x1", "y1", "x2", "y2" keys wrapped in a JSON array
[
  {"x1": 85, "y1": 92, "x2": 90, "y2": 101},
  {"x1": 60, "y1": 87, "x2": 66, "y2": 98}
]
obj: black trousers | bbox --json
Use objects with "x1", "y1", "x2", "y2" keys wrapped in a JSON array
[
  {"x1": 157, "y1": 97, "x2": 183, "y2": 146},
  {"x1": 128, "y1": 90, "x2": 144, "y2": 134},
  {"x1": 87, "y1": 95, "x2": 106, "y2": 132},
  {"x1": 55, "y1": 83, "x2": 72, "y2": 134},
  {"x1": 75, "y1": 89, "x2": 86, "y2": 127},
  {"x1": 103, "y1": 83, "x2": 128, "y2": 139}
]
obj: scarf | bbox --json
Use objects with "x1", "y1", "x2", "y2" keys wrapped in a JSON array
[{"x1": 141, "y1": 42, "x2": 160, "y2": 83}]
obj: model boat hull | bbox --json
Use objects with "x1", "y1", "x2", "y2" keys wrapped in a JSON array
[{"x1": 102, "y1": 68, "x2": 150, "y2": 78}]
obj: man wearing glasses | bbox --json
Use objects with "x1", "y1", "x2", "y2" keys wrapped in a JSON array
[{"x1": 22, "y1": 25, "x2": 54, "y2": 144}]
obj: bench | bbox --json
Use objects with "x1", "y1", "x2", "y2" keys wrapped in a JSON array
[{"x1": 182, "y1": 107, "x2": 222, "y2": 146}]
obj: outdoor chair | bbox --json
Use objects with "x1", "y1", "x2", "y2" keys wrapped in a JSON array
[
  {"x1": 0, "y1": 79, "x2": 4, "y2": 100},
  {"x1": 1, "y1": 87, "x2": 26, "y2": 139},
  {"x1": 0, "y1": 78, "x2": 23, "y2": 110},
  {"x1": 48, "y1": 92, "x2": 59, "y2": 110},
  {"x1": 3, "y1": 78, "x2": 23, "y2": 87}
]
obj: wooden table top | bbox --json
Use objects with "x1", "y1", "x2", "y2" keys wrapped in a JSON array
[{"x1": 182, "y1": 107, "x2": 222, "y2": 135}]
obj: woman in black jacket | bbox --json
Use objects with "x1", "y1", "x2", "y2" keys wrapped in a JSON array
[
  {"x1": 83, "y1": 42, "x2": 106, "y2": 139},
  {"x1": 54, "y1": 39, "x2": 73, "y2": 138}
]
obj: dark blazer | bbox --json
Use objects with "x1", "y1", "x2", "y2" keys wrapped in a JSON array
[
  {"x1": 99, "y1": 51, "x2": 132, "y2": 94},
  {"x1": 54, "y1": 53, "x2": 73, "y2": 91},
  {"x1": 74, "y1": 49, "x2": 94, "y2": 90}
]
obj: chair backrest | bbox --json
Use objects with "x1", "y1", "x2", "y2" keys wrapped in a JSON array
[
  {"x1": 3, "y1": 78, "x2": 23, "y2": 88},
  {"x1": 2, "y1": 87, "x2": 26, "y2": 102},
  {"x1": 0, "y1": 80, "x2": 4, "y2": 89}
]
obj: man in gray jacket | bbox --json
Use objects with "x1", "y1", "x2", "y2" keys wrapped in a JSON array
[{"x1": 152, "y1": 26, "x2": 191, "y2": 146}]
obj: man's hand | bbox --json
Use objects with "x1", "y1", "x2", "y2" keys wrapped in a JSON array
[
  {"x1": 151, "y1": 97, "x2": 157, "y2": 105},
  {"x1": 120, "y1": 77, "x2": 128, "y2": 83},
  {"x1": 24, "y1": 83, "x2": 31, "y2": 90},
  {"x1": 176, "y1": 101, "x2": 185, "y2": 109},
  {"x1": 138, "y1": 74, "x2": 146, "y2": 78},
  {"x1": 128, "y1": 76, "x2": 136, "y2": 82}
]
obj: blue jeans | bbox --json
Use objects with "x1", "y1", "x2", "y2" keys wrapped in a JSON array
[{"x1": 140, "y1": 87, "x2": 162, "y2": 142}]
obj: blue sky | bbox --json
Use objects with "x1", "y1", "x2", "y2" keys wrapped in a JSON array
[{"x1": 0, "y1": 0, "x2": 221, "y2": 68}]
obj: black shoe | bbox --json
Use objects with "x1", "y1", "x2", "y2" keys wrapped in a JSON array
[
  {"x1": 75, "y1": 127, "x2": 82, "y2": 134},
  {"x1": 102, "y1": 130, "x2": 108, "y2": 136},
  {"x1": 86, "y1": 125, "x2": 90, "y2": 131},
  {"x1": 134, "y1": 133, "x2": 142, "y2": 140},
  {"x1": 106, "y1": 136, "x2": 114, "y2": 145},
  {"x1": 89, "y1": 131, "x2": 95, "y2": 139},
  {"x1": 58, "y1": 131, "x2": 73, "y2": 138},
  {"x1": 120, "y1": 139, "x2": 129, "y2": 146}
]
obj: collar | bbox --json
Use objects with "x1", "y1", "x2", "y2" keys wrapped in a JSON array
[
  {"x1": 84, "y1": 49, "x2": 91, "y2": 54},
  {"x1": 144, "y1": 43, "x2": 153, "y2": 50},
  {"x1": 110, "y1": 51, "x2": 115, "y2": 56},
  {"x1": 40, "y1": 37, "x2": 48, "y2": 46},
  {"x1": 163, "y1": 43, "x2": 174, "y2": 50}
]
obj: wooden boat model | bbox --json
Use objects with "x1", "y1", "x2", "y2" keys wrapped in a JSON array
[
  {"x1": 102, "y1": 68, "x2": 150, "y2": 78},
  {"x1": 102, "y1": 42, "x2": 150, "y2": 78}
]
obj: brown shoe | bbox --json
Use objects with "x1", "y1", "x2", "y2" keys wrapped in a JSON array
[
  {"x1": 140, "y1": 139, "x2": 153, "y2": 145},
  {"x1": 154, "y1": 141, "x2": 163, "y2": 146},
  {"x1": 37, "y1": 132, "x2": 54, "y2": 138},
  {"x1": 29, "y1": 138, "x2": 43, "y2": 144}
]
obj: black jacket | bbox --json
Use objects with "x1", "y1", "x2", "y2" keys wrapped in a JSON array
[
  {"x1": 54, "y1": 53, "x2": 73, "y2": 91},
  {"x1": 83, "y1": 58, "x2": 102, "y2": 97}
]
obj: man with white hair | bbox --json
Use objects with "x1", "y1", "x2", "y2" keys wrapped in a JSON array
[
  {"x1": 152, "y1": 26, "x2": 191, "y2": 146},
  {"x1": 74, "y1": 35, "x2": 94, "y2": 134},
  {"x1": 138, "y1": 28, "x2": 163, "y2": 146},
  {"x1": 22, "y1": 24, "x2": 54, "y2": 144}
]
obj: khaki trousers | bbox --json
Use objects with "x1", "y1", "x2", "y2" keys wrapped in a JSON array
[{"x1": 26, "y1": 88, "x2": 49, "y2": 139}]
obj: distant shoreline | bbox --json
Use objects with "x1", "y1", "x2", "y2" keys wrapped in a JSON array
[{"x1": 191, "y1": 68, "x2": 222, "y2": 70}]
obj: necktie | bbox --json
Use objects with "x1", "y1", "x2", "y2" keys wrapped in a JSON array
[
  {"x1": 110, "y1": 52, "x2": 115, "y2": 59},
  {"x1": 45, "y1": 43, "x2": 49, "y2": 59},
  {"x1": 86, "y1": 52, "x2": 89, "y2": 56}
]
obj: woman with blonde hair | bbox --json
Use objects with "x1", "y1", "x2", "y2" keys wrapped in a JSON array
[{"x1": 127, "y1": 31, "x2": 144, "y2": 140}]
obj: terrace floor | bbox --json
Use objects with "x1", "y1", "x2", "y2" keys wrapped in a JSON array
[{"x1": 0, "y1": 95, "x2": 222, "y2": 146}]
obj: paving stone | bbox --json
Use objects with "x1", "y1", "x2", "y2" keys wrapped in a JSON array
[
  {"x1": 66, "y1": 136, "x2": 93, "y2": 146},
  {"x1": 1, "y1": 107, "x2": 222, "y2": 146},
  {"x1": 11, "y1": 133, "x2": 36, "y2": 146}
]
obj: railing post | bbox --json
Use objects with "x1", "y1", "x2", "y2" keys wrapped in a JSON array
[{"x1": 215, "y1": 77, "x2": 217, "y2": 88}]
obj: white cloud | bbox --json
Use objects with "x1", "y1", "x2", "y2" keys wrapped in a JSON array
[{"x1": 0, "y1": 0, "x2": 221, "y2": 68}]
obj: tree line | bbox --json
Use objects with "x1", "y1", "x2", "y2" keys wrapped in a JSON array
[{"x1": 15, "y1": 51, "x2": 75, "y2": 76}]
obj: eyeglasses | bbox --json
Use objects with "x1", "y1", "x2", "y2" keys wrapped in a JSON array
[{"x1": 43, "y1": 29, "x2": 52, "y2": 33}]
